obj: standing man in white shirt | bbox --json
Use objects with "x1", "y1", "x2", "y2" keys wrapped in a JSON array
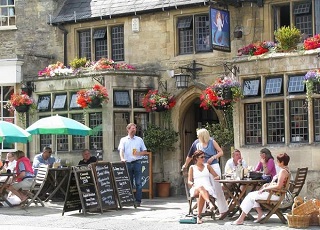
[{"x1": 118, "y1": 123, "x2": 147, "y2": 207}]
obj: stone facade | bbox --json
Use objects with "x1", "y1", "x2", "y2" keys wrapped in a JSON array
[{"x1": 1, "y1": 0, "x2": 319, "y2": 197}]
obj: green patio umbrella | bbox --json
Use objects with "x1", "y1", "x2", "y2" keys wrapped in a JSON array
[
  {"x1": 0, "y1": 120, "x2": 32, "y2": 143},
  {"x1": 26, "y1": 114, "x2": 91, "y2": 136}
]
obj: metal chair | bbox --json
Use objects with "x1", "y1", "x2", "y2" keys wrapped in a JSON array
[{"x1": 21, "y1": 165, "x2": 49, "y2": 208}]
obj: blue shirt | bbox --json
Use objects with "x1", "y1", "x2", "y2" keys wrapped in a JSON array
[
  {"x1": 32, "y1": 153, "x2": 56, "y2": 174},
  {"x1": 187, "y1": 138, "x2": 218, "y2": 164},
  {"x1": 118, "y1": 135, "x2": 147, "y2": 162}
]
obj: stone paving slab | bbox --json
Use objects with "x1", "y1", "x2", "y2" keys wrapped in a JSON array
[{"x1": 0, "y1": 196, "x2": 318, "y2": 230}]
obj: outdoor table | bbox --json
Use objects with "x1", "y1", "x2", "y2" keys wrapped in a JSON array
[
  {"x1": 0, "y1": 173, "x2": 15, "y2": 207},
  {"x1": 44, "y1": 167, "x2": 71, "y2": 202},
  {"x1": 218, "y1": 179, "x2": 264, "y2": 220}
]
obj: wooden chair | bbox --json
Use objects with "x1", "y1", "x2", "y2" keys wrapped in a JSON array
[
  {"x1": 256, "y1": 173, "x2": 291, "y2": 224},
  {"x1": 21, "y1": 165, "x2": 49, "y2": 208},
  {"x1": 182, "y1": 169, "x2": 216, "y2": 219},
  {"x1": 289, "y1": 167, "x2": 308, "y2": 198}
]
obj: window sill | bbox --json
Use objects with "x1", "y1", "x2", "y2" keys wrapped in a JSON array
[{"x1": 0, "y1": 25, "x2": 17, "y2": 31}]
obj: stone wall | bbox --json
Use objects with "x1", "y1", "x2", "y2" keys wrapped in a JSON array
[{"x1": 0, "y1": 0, "x2": 64, "y2": 79}]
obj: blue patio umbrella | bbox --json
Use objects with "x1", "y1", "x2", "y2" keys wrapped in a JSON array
[{"x1": 0, "y1": 120, "x2": 32, "y2": 143}]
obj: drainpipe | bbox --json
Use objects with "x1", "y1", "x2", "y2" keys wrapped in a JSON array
[{"x1": 58, "y1": 24, "x2": 68, "y2": 65}]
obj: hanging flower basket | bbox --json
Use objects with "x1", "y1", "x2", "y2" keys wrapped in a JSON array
[
  {"x1": 304, "y1": 70, "x2": 320, "y2": 104},
  {"x1": 200, "y1": 76, "x2": 242, "y2": 110},
  {"x1": 15, "y1": 105, "x2": 30, "y2": 113},
  {"x1": 142, "y1": 90, "x2": 176, "y2": 112},
  {"x1": 76, "y1": 84, "x2": 109, "y2": 109},
  {"x1": 88, "y1": 97, "x2": 102, "y2": 108}
]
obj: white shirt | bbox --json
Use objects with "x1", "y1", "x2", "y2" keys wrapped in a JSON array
[{"x1": 224, "y1": 158, "x2": 247, "y2": 174}]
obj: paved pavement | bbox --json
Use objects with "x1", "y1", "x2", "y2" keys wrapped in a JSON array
[{"x1": 0, "y1": 196, "x2": 318, "y2": 230}]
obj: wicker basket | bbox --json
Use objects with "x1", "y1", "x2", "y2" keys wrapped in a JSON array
[
  {"x1": 292, "y1": 197, "x2": 317, "y2": 215},
  {"x1": 309, "y1": 211, "x2": 319, "y2": 226},
  {"x1": 287, "y1": 213, "x2": 311, "y2": 228}
]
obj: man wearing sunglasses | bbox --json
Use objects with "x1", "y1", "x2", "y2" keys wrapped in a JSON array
[{"x1": 32, "y1": 146, "x2": 56, "y2": 174}]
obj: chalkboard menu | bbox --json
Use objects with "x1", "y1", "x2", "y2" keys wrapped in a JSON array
[
  {"x1": 62, "y1": 166, "x2": 102, "y2": 215},
  {"x1": 91, "y1": 162, "x2": 117, "y2": 210},
  {"x1": 62, "y1": 169, "x2": 81, "y2": 215},
  {"x1": 140, "y1": 152, "x2": 153, "y2": 198},
  {"x1": 111, "y1": 162, "x2": 135, "y2": 208}
]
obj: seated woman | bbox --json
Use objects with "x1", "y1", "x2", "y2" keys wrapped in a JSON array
[
  {"x1": 0, "y1": 152, "x2": 17, "y2": 183},
  {"x1": 233, "y1": 153, "x2": 290, "y2": 225},
  {"x1": 1, "y1": 150, "x2": 35, "y2": 206},
  {"x1": 188, "y1": 150, "x2": 220, "y2": 224},
  {"x1": 255, "y1": 148, "x2": 276, "y2": 181}
]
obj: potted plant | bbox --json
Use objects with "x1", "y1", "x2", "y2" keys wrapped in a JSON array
[
  {"x1": 143, "y1": 119, "x2": 178, "y2": 197},
  {"x1": 274, "y1": 25, "x2": 301, "y2": 52},
  {"x1": 200, "y1": 76, "x2": 242, "y2": 110},
  {"x1": 142, "y1": 89, "x2": 176, "y2": 112},
  {"x1": 76, "y1": 84, "x2": 109, "y2": 109},
  {"x1": 92, "y1": 58, "x2": 135, "y2": 70},
  {"x1": 304, "y1": 69, "x2": 320, "y2": 104}
]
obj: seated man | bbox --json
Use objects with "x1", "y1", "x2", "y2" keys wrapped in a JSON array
[
  {"x1": 224, "y1": 149, "x2": 247, "y2": 174},
  {"x1": 78, "y1": 149, "x2": 97, "y2": 165},
  {"x1": 32, "y1": 146, "x2": 55, "y2": 174}
]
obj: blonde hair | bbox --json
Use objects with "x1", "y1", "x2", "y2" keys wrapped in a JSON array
[
  {"x1": 197, "y1": 128, "x2": 210, "y2": 144},
  {"x1": 126, "y1": 123, "x2": 136, "y2": 130}
]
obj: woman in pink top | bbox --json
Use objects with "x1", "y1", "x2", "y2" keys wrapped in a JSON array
[{"x1": 255, "y1": 148, "x2": 276, "y2": 179}]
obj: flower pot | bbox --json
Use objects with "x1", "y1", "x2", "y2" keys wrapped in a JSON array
[
  {"x1": 156, "y1": 182, "x2": 170, "y2": 197},
  {"x1": 89, "y1": 97, "x2": 102, "y2": 108},
  {"x1": 155, "y1": 105, "x2": 167, "y2": 112},
  {"x1": 15, "y1": 105, "x2": 30, "y2": 113}
]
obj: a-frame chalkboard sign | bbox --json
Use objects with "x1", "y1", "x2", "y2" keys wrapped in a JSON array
[
  {"x1": 111, "y1": 162, "x2": 135, "y2": 208},
  {"x1": 62, "y1": 166, "x2": 102, "y2": 216},
  {"x1": 91, "y1": 162, "x2": 118, "y2": 211}
]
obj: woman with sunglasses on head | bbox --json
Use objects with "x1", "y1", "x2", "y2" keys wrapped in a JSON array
[
  {"x1": 188, "y1": 150, "x2": 220, "y2": 224},
  {"x1": 232, "y1": 153, "x2": 290, "y2": 225}
]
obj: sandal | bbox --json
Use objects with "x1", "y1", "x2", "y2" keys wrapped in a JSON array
[{"x1": 197, "y1": 215, "x2": 203, "y2": 224}]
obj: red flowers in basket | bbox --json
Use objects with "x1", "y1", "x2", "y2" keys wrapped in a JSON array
[
  {"x1": 5, "y1": 92, "x2": 34, "y2": 112},
  {"x1": 142, "y1": 90, "x2": 176, "y2": 112},
  {"x1": 76, "y1": 84, "x2": 109, "y2": 109}
]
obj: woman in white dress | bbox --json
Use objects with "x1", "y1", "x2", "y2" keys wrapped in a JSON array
[{"x1": 188, "y1": 150, "x2": 220, "y2": 224}]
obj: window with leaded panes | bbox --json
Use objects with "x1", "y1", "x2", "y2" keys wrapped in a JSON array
[
  {"x1": 245, "y1": 103, "x2": 262, "y2": 144},
  {"x1": 133, "y1": 90, "x2": 147, "y2": 108},
  {"x1": 79, "y1": 30, "x2": 91, "y2": 60},
  {"x1": 177, "y1": 14, "x2": 210, "y2": 55},
  {"x1": 72, "y1": 113, "x2": 85, "y2": 150},
  {"x1": 94, "y1": 28, "x2": 107, "y2": 60},
  {"x1": 89, "y1": 112, "x2": 103, "y2": 150},
  {"x1": 272, "y1": 1, "x2": 315, "y2": 38},
  {"x1": 114, "y1": 112, "x2": 130, "y2": 149},
  {"x1": 111, "y1": 25, "x2": 124, "y2": 61},
  {"x1": 267, "y1": 101, "x2": 285, "y2": 143},
  {"x1": 0, "y1": 0, "x2": 15, "y2": 27},
  {"x1": 314, "y1": 98, "x2": 320, "y2": 142},
  {"x1": 290, "y1": 100, "x2": 308, "y2": 142},
  {"x1": 57, "y1": 114, "x2": 68, "y2": 151},
  {"x1": 134, "y1": 112, "x2": 149, "y2": 137},
  {"x1": 39, "y1": 116, "x2": 51, "y2": 152}
]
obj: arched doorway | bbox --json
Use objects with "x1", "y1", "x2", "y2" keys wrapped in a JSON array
[{"x1": 172, "y1": 86, "x2": 224, "y2": 195}]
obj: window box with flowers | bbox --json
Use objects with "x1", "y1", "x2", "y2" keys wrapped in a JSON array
[
  {"x1": 304, "y1": 69, "x2": 320, "y2": 104},
  {"x1": 200, "y1": 77, "x2": 242, "y2": 110},
  {"x1": 38, "y1": 61, "x2": 73, "y2": 78},
  {"x1": 237, "y1": 41, "x2": 275, "y2": 56},
  {"x1": 76, "y1": 84, "x2": 109, "y2": 109},
  {"x1": 142, "y1": 90, "x2": 176, "y2": 112}
]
